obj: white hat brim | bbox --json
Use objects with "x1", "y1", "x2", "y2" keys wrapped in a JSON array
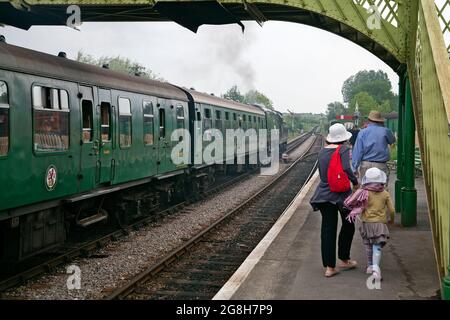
[
  {"x1": 362, "y1": 170, "x2": 387, "y2": 185},
  {"x1": 326, "y1": 131, "x2": 353, "y2": 143}
]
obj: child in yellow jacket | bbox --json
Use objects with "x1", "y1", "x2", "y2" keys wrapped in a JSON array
[
  {"x1": 345, "y1": 167, "x2": 395, "y2": 280},
  {"x1": 359, "y1": 167, "x2": 394, "y2": 280}
]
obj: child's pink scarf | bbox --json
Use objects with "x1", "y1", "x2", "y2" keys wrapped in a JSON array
[{"x1": 344, "y1": 183, "x2": 385, "y2": 223}]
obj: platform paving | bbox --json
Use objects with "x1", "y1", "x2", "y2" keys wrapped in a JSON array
[{"x1": 219, "y1": 174, "x2": 441, "y2": 300}]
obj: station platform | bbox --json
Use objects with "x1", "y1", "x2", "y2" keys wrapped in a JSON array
[{"x1": 214, "y1": 173, "x2": 441, "y2": 300}]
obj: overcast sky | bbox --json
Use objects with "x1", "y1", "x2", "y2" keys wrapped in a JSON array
[{"x1": 1, "y1": 21, "x2": 398, "y2": 114}]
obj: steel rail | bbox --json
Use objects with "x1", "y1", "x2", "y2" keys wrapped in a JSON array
[
  {"x1": 105, "y1": 134, "x2": 320, "y2": 300},
  {"x1": 0, "y1": 171, "x2": 251, "y2": 294},
  {"x1": 0, "y1": 133, "x2": 311, "y2": 295}
]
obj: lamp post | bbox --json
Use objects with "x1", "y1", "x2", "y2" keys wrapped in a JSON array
[{"x1": 354, "y1": 102, "x2": 360, "y2": 127}]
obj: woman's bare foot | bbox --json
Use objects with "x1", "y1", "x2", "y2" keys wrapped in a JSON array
[
  {"x1": 324, "y1": 267, "x2": 339, "y2": 277},
  {"x1": 338, "y1": 259, "x2": 357, "y2": 270}
]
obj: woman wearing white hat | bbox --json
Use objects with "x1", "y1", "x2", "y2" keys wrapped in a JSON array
[{"x1": 310, "y1": 123, "x2": 359, "y2": 277}]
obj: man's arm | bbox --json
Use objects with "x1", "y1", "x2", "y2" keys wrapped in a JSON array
[
  {"x1": 351, "y1": 132, "x2": 363, "y2": 172},
  {"x1": 386, "y1": 128, "x2": 396, "y2": 145}
]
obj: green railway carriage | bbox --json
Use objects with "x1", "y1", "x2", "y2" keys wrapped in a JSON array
[
  {"x1": 184, "y1": 89, "x2": 266, "y2": 167},
  {"x1": 256, "y1": 106, "x2": 288, "y2": 155},
  {"x1": 0, "y1": 42, "x2": 190, "y2": 260},
  {"x1": 0, "y1": 41, "x2": 281, "y2": 262}
]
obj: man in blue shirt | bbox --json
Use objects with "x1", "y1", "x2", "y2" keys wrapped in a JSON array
[{"x1": 352, "y1": 110, "x2": 396, "y2": 186}]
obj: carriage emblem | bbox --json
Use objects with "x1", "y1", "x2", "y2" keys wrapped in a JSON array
[{"x1": 45, "y1": 165, "x2": 57, "y2": 191}]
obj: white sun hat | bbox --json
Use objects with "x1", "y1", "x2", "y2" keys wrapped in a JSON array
[
  {"x1": 326, "y1": 123, "x2": 353, "y2": 143},
  {"x1": 362, "y1": 167, "x2": 387, "y2": 185}
]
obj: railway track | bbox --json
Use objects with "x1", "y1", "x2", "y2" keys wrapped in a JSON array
[
  {"x1": 0, "y1": 133, "x2": 313, "y2": 296},
  {"x1": 106, "y1": 134, "x2": 322, "y2": 300},
  {"x1": 286, "y1": 132, "x2": 309, "y2": 153}
]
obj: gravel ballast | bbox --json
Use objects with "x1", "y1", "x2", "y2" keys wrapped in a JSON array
[{"x1": 4, "y1": 136, "x2": 315, "y2": 300}]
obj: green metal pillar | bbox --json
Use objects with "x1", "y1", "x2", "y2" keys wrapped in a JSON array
[
  {"x1": 444, "y1": 205, "x2": 450, "y2": 299},
  {"x1": 444, "y1": 267, "x2": 450, "y2": 299},
  {"x1": 395, "y1": 71, "x2": 405, "y2": 213},
  {"x1": 400, "y1": 75, "x2": 417, "y2": 227}
]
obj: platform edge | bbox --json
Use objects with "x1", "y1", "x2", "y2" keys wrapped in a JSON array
[{"x1": 212, "y1": 171, "x2": 319, "y2": 300}]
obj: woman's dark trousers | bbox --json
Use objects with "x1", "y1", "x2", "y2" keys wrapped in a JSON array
[{"x1": 317, "y1": 202, "x2": 355, "y2": 268}]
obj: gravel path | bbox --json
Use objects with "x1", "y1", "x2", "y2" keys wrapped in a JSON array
[{"x1": 3, "y1": 136, "x2": 315, "y2": 300}]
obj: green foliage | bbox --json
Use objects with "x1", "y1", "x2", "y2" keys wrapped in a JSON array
[
  {"x1": 244, "y1": 90, "x2": 274, "y2": 110},
  {"x1": 326, "y1": 101, "x2": 347, "y2": 121},
  {"x1": 221, "y1": 85, "x2": 245, "y2": 103},
  {"x1": 342, "y1": 70, "x2": 394, "y2": 104},
  {"x1": 284, "y1": 113, "x2": 323, "y2": 133},
  {"x1": 390, "y1": 144, "x2": 397, "y2": 161},
  {"x1": 222, "y1": 86, "x2": 274, "y2": 110},
  {"x1": 324, "y1": 69, "x2": 398, "y2": 121},
  {"x1": 76, "y1": 51, "x2": 164, "y2": 81},
  {"x1": 284, "y1": 114, "x2": 303, "y2": 131},
  {"x1": 348, "y1": 91, "x2": 378, "y2": 116}
]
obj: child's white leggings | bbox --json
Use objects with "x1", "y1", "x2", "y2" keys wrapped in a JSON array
[
  {"x1": 365, "y1": 244, "x2": 382, "y2": 267},
  {"x1": 372, "y1": 244, "x2": 382, "y2": 267}
]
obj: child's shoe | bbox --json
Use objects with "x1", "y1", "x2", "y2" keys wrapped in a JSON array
[{"x1": 372, "y1": 265, "x2": 382, "y2": 280}]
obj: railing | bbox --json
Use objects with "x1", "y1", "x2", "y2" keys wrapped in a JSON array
[
  {"x1": 408, "y1": 0, "x2": 450, "y2": 284},
  {"x1": 435, "y1": 0, "x2": 450, "y2": 54}
]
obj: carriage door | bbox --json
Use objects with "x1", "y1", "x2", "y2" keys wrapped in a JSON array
[
  {"x1": 97, "y1": 88, "x2": 113, "y2": 184},
  {"x1": 79, "y1": 86, "x2": 96, "y2": 191},
  {"x1": 157, "y1": 98, "x2": 168, "y2": 174}
]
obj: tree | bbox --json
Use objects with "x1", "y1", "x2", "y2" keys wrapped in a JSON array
[
  {"x1": 222, "y1": 85, "x2": 245, "y2": 103},
  {"x1": 348, "y1": 91, "x2": 378, "y2": 117},
  {"x1": 342, "y1": 70, "x2": 394, "y2": 105},
  {"x1": 221, "y1": 86, "x2": 274, "y2": 110},
  {"x1": 326, "y1": 101, "x2": 347, "y2": 121},
  {"x1": 284, "y1": 114, "x2": 303, "y2": 132},
  {"x1": 379, "y1": 100, "x2": 393, "y2": 114},
  {"x1": 76, "y1": 50, "x2": 164, "y2": 81},
  {"x1": 244, "y1": 90, "x2": 273, "y2": 110}
]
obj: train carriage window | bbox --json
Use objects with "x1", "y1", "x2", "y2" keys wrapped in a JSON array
[
  {"x1": 0, "y1": 81, "x2": 9, "y2": 156},
  {"x1": 215, "y1": 110, "x2": 222, "y2": 131},
  {"x1": 204, "y1": 108, "x2": 212, "y2": 130},
  {"x1": 224, "y1": 112, "x2": 230, "y2": 129},
  {"x1": 196, "y1": 110, "x2": 202, "y2": 130},
  {"x1": 32, "y1": 85, "x2": 69, "y2": 152},
  {"x1": 143, "y1": 100, "x2": 154, "y2": 145},
  {"x1": 60, "y1": 90, "x2": 69, "y2": 110},
  {"x1": 159, "y1": 108, "x2": 165, "y2": 138},
  {"x1": 176, "y1": 105, "x2": 185, "y2": 130},
  {"x1": 100, "y1": 102, "x2": 111, "y2": 142},
  {"x1": 82, "y1": 101, "x2": 93, "y2": 143},
  {"x1": 119, "y1": 98, "x2": 132, "y2": 148}
]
